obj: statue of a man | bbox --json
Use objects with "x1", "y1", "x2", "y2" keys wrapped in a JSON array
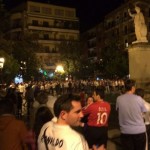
[{"x1": 128, "y1": 6, "x2": 148, "y2": 43}]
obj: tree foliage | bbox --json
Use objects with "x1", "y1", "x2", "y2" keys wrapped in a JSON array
[
  {"x1": 12, "y1": 33, "x2": 40, "y2": 80},
  {"x1": 0, "y1": 50, "x2": 19, "y2": 83},
  {"x1": 0, "y1": 38, "x2": 13, "y2": 54},
  {"x1": 101, "y1": 40, "x2": 129, "y2": 78},
  {"x1": 58, "y1": 41, "x2": 82, "y2": 76}
]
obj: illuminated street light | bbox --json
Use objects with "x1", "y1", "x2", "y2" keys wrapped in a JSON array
[
  {"x1": 55, "y1": 65, "x2": 65, "y2": 81},
  {"x1": 0, "y1": 58, "x2": 5, "y2": 69},
  {"x1": 55, "y1": 65, "x2": 64, "y2": 74},
  {"x1": 0, "y1": 58, "x2": 5, "y2": 85}
]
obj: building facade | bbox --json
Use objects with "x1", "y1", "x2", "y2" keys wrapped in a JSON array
[
  {"x1": 81, "y1": 0, "x2": 150, "y2": 61},
  {"x1": 7, "y1": 1, "x2": 79, "y2": 74}
]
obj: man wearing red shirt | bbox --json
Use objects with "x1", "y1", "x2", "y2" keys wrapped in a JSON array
[{"x1": 82, "y1": 88, "x2": 111, "y2": 149}]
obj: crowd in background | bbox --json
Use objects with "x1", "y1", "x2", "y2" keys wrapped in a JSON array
[
  {"x1": 1, "y1": 78, "x2": 150, "y2": 150},
  {"x1": 0, "y1": 79, "x2": 125, "y2": 120},
  {"x1": 1, "y1": 78, "x2": 125, "y2": 96}
]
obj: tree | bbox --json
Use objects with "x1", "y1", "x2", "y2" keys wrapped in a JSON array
[
  {"x1": 12, "y1": 33, "x2": 40, "y2": 80},
  {"x1": 101, "y1": 39, "x2": 129, "y2": 78},
  {"x1": 0, "y1": 37, "x2": 13, "y2": 54},
  {"x1": 58, "y1": 41, "x2": 82, "y2": 77},
  {"x1": 0, "y1": 50, "x2": 19, "y2": 83}
]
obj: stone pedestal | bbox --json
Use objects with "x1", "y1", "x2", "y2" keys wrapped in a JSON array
[{"x1": 128, "y1": 43, "x2": 150, "y2": 90}]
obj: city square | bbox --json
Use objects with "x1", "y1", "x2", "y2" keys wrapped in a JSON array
[{"x1": 0, "y1": 0, "x2": 150, "y2": 150}]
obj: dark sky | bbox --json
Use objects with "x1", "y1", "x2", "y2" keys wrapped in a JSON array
[{"x1": 4, "y1": 0, "x2": 124, "y2": 32}]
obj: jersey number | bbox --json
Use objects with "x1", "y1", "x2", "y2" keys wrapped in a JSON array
[{"x1": 97, "y1": 112, "x2": 108, "y2": 125}]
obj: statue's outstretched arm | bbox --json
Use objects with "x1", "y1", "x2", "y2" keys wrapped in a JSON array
[{"x1": 128, "y1": 9, "x2": 135, "y2": 18}]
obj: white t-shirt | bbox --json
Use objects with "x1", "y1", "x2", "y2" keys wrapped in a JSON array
[
  {"x1": 143, "y1": 99, "x2": 150, "y2": 125},
  {"x1": 38, "y1": 121, "x2": 89, "y2": 150}
]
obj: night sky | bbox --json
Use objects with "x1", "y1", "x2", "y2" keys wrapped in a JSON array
[{"x1": 4, "y1": 0, "x2": 124, "y2": 32}]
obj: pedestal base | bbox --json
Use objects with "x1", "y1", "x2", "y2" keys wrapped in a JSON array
[{"x1": 128, "y1": 43, "x2": 150, "y2": 91}]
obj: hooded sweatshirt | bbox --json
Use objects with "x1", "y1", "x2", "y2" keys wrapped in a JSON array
[{"x1": 0, "y1": 115, "x2": 28, "y2": 150}]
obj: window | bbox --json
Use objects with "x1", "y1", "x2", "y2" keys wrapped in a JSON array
[
  {"x1": 65, "y1": 10, "x2": 75, "y2": 18},
  {"x1": 116, "y1": 28, "x2": 119, "y2": 35},
  {"x1": 125, "y1": 39, "x2": 128, "y2": 48},
  {"x1": 43, "y1": 34, "x2": 49, "y2": 40},
  {"x1": 55, "y1": 9, "x2": 64, "y2": 16},
  {"x1": 124, "y1": 25, "x2": 128, "y2": 34},
  {"x1": 124, "y1": 12, "x2": 127, "y2": 18},
  {"x1": 32, "y1": 20, "x2": 38, "y2": 26},
  {"x1": 43, "y1": 21, "x2": 49, "y2": 27},
  {"x1": 32, "y1": 33, "x2": 39, "y2": 39},
  {"x1": 42, "y1": 7, "x2": 52, "y2": 14},
  {"x1": 30, "y1": 5, "x2": 40, "y2": 13},
  {"x1": 44, "y1": 46, "x2": 50, "y2": 53},
  {"x1": 116, "y1": 16, "x2": 120, "y2": 24},
  {"x1": 59, "y1": 34, "x2": 65, "y2": 40},
  {"x1": 69, "y1": 35, "x2": 74, "y2": 40}
]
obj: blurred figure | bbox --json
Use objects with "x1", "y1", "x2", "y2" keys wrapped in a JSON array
[
  {"x1": 116, "y1": 79, "x2": 147, "y2": 150},
  {"x1": 86, "y1": 96, "x2": 94, "y2": 106},
  {"x1": 32, "y1": 92, "x2": 49, "y2": 127},
  {"x1": 82, "y1": 88, "x2": 111, "y2": 149},
  {"x1": 16, "y1": 92, "x2": 23, "y2": 119},
  {"x1": 81, "y1": 96, "x2": 94, "y2": 127},
  {"x1": 33, "y1": 106, "x2": 53, "y2": 147},
  {"x1": 135, "y1": 88, "x2": 150, "y2": 150},
  {"x1": 0, "y1": 97, "x2": 28, "y2": 150},
  {"x1": 25, "y1": 85, "x2": 34, "y2": 121}
]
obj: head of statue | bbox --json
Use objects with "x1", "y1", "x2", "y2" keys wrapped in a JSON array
[{"x1": 135, "y1": 5, "x2": 140, "y2": 13}]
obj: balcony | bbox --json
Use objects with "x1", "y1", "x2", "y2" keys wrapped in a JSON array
[{"x1": 28, "y1": 22, "x2": 79, "y2": 30}]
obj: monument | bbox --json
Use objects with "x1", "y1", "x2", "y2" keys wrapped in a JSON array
[{"x1": 128, "y1": 5, "x2": 150, "y2": 91}]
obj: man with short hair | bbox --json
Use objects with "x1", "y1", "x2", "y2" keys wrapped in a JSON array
[
  {"x1": 116, "y1": 79, "x2": 147, "y2": 150},
  {"x1": 82, "y1": 88, "x2": 111, "y2": 149},
  {"x1": 38, "y1": 94, "x2": 105, "y2": 150}
]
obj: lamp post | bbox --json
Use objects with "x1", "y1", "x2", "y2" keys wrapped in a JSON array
[
  {"x1": 0, "y1": 58, "x2": 5, "y2": 69},
  {"x1": 55, "y1": 65, "x2": 64, "y2": 80},
  {"x1": 0, "y1": 57, "x2": 5, "y2": 85}
]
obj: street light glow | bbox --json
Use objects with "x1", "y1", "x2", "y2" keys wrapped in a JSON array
[
  {"x1": 0, "y1": 58, "x2": 5, "y2": 68},
  {"x1": 55, "y1": 65, "x2": 64, "y2": 73}
]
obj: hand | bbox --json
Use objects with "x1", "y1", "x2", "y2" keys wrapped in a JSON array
[{"x1": 92, "y1": 144, "x2": 106, "y2": 150}]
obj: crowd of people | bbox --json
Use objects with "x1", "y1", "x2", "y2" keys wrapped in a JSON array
[{"x1": 0, "y1": 79, "x2": 150, "y2": 150}]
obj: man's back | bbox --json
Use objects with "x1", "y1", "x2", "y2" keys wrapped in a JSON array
[
  {"x1": 116, "y1": 93, "x2": 146, "y2": 134},
  {"x1": 38, "y1": 121, "x2": 89, "y2": 150},
  {"x1": 83, "y1": 101, "x2": 111, "y2": 127}
]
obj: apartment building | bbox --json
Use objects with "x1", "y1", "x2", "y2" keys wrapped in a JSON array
[
  {"x1": 81, "y1": 0, "x2": 150, "y2": 61},
  {"x1": 8, "y1": 1, "x2": 79, "y2": 74}
]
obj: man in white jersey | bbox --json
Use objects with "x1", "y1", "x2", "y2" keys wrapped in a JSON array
[{"x1": 38, "y1": 94, "x2": 105, "y2": 150}]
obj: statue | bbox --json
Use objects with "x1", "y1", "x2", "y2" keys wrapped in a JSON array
[{"x1": 128, "y1": 6, "x2": 148, "y2": 43}]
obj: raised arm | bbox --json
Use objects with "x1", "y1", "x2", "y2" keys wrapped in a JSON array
[{"x1": 128, "y1": 9, "x2": 135, "y2": 18}]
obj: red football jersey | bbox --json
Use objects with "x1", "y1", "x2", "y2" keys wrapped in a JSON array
[{"x1": 82, "y1": 101, "x2": 111, "y2": 127}]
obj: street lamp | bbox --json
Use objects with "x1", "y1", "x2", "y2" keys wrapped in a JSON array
[
  {"x1": 55, "y1": 65, "x2": 65, "y2": 80},
  {"x1": 0, "y1": 57, "x2": 5, "y2": 85},
  {"x1": 55, "y1": 65, "x2": 64, "y2": 73},
  {"x1": 0, "y1": 58, "x2": 5, "y2": 69}
]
